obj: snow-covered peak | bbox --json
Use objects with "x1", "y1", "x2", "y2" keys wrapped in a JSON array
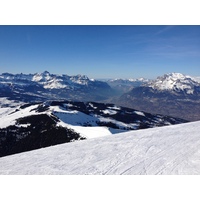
[
  {"x1": 32, "y1": 73, "x2": 42, "y2": 82},
  {"x1": 42, "y1": 70, "x2": 50, "y2": 75},
  {"x1": 32, "y1": 71, "x2": 52, "y2": 82},
  {"x1": 32, "y1": 71, "x2": 65, "y2": 89},
  {"x1": 192, "y1": 76, "x2": 200, "y2": 84},
  {"x1": 31, "y1": 72, "x2": 95, "y2": 88},
  {"x1": 32, "y1": 72, "x2": 93, "y2": 87},
  {"x1": 69, "y1": 74, "x2": 90, "y2": 85},
  {"x1": 168, "y1": 72, "x2": 186, "y2": 79},
  {"x1": 109, "y1": 77, "x2": 148, "y2": 83},
  {"x1": 0, "y1": 72, "x2": 33, "y2": 81},
  {"x1": 148, "y1": 72, "x2": 200, "y2": 94}
]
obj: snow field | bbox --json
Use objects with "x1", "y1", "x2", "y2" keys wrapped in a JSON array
[
  {"x1": 0, "y1": 120, "x2": 200, "y2": 175},
  {"x1": 51, "y1": 105, "x2": 135, "y2": 138},
  {"x1": 0, "y1": 104, "x2": 39, "y2": 128}
]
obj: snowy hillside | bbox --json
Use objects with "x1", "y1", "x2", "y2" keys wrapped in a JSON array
[
  {"x1": 0, "y1": 98, "x2": 187, "y2": 157},
  {"x1": 193, "y1": 76, "x2": 200, "y2": 83},
  {"x1": 0, "y1": 99, "x2": 186, "y2": 135},
  {"x1": 0, "y1": 120, "x2": 200, "y2": 175}
]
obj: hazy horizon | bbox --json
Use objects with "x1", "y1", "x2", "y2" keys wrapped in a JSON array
[{"x1": 1, "y1": 70, "x2": 200, "y2": 81}]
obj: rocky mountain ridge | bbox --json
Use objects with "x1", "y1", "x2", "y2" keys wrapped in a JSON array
[
  {"x1": 147, "y1": 72, "x2": 200, "y2": 95},
  {"x1": 0, "y1": 71, "x2": 114, "y2": 102}
]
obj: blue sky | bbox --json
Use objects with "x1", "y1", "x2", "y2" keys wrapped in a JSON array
[{"x1": 0, "y1": 25, "x2": 199, "y2": 79}]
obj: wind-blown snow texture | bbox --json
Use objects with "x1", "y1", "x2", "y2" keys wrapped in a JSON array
[{"x1": 0, "y1": 121, "x2": 200, "y2": 175}]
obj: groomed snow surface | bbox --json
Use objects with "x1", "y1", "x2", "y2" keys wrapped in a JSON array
[{"x1": 0, "y1": 120, "x2": 200, "y2": 175}]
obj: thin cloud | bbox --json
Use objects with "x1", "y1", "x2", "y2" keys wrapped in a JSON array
[{"x1": 154, "y1": 26, "x2": 175, "y2": 35}]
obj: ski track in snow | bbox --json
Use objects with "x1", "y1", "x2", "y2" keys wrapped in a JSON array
[{"x1": 0, "y1": 121, "x2": 200, "y2": 175}]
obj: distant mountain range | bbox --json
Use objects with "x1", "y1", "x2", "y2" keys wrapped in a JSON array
[
  {"x1": 0, "y1": 99, "x2": 187, "y2": 157},
  {"x1": 117, "y1": 73, "x2": 200, "y2": 121},
  {"x1": 0, "y1": 71, "x2": 114, "y2": 102},
  {"x1": 0, "y1": 71, "x2": 200, "y2": 121}
]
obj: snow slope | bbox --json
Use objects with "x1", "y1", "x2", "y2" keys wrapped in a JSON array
[{"x1": 0, "y1": 120, "x2": 200, "y2": 175}]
